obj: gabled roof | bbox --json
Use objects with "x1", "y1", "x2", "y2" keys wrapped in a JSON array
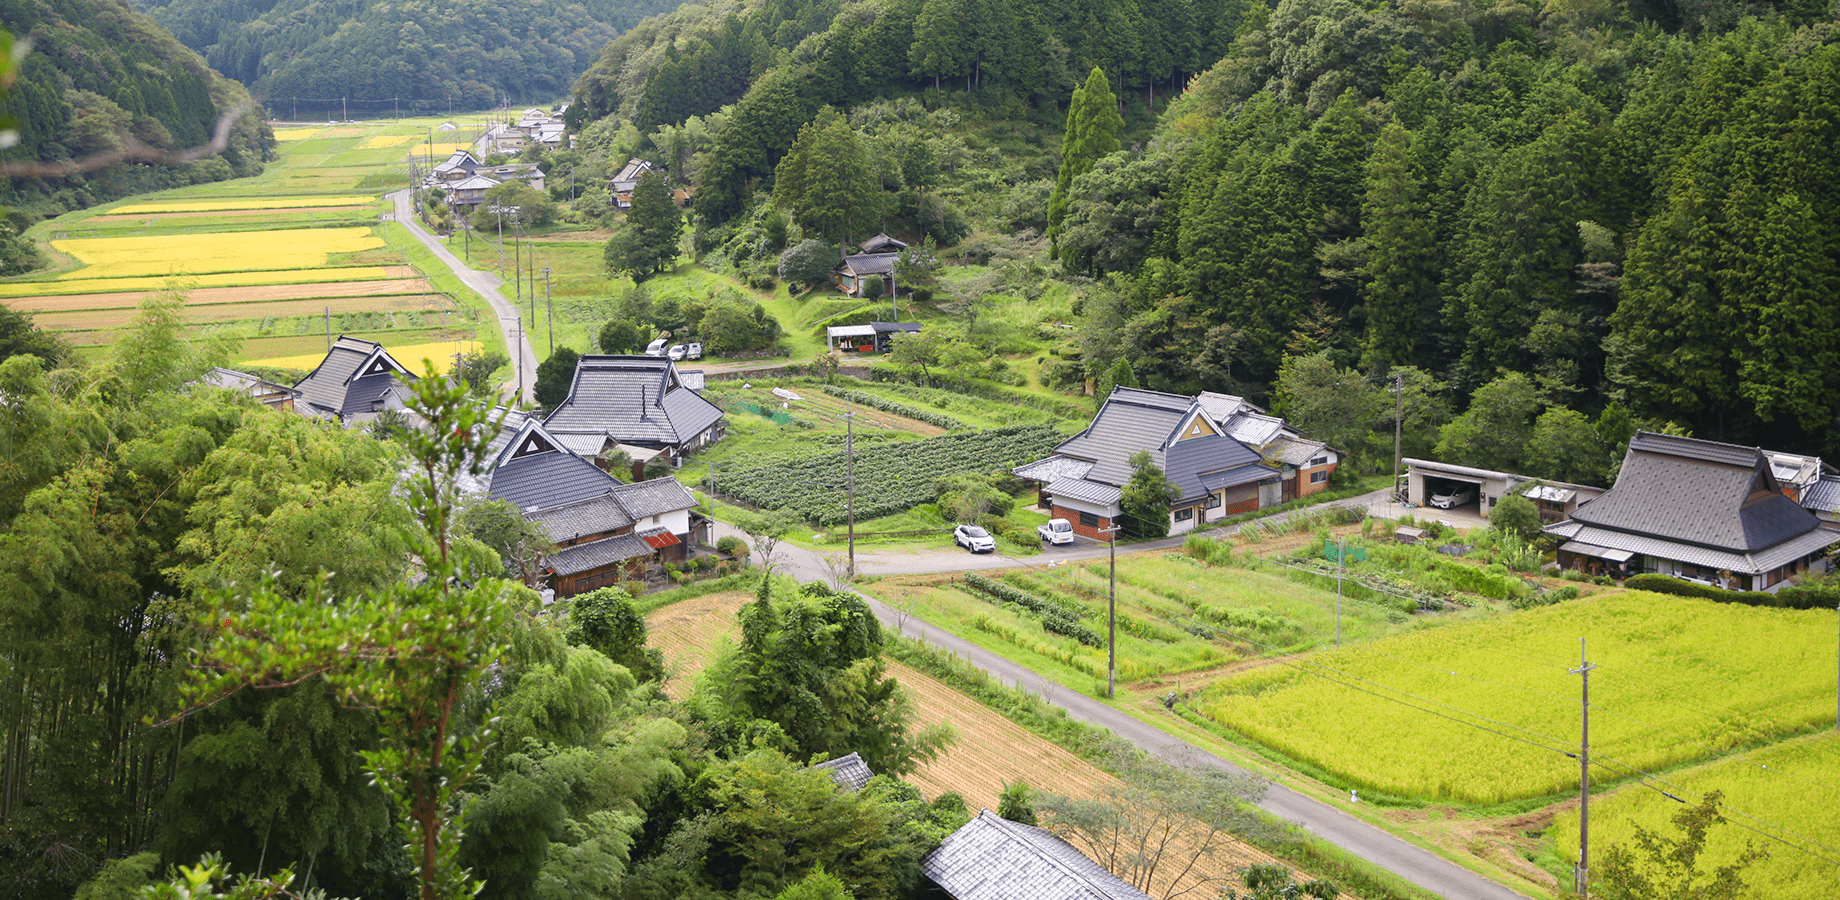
[
  {"x1": 1804, "y1": 475, "x2": 1840, "y2": 514},
  {"x1": 529, "y1": 494, "x2": 634, "y2": 543},
  {"x1": 543, "y1": 356, "x2": 724, "y2": 448},
  {"x1": 839, "y1": 252, "x2": 899, "y2": 277},
  {"x1": 434, "y1": 149, "x2": 479, "y2": 174},
  {"x1": 1193, "y1": 391, "x2": 1265, "y2": 421},
  {"x1": 1163, "y1": 433, "x2": 1267, "y2": 503},
  {"x1": 451, "y1": 174, "x2": 501, "y2": 192},
  {"x1": 609, "y1": 478, "x2": 697, "y2": 518},
  {"x1": 1052, "y1": 388, "x2": 1197, "y2": 486},
  {"x1": 1567, "y1": 431, "x2": 1819, "y2": 553},
  {"x1": 922, "y1": 810, "x2": 1152, "y2": 900},
  {"x1": 546, "y1": 532, "x2": 654, "y2": 576},
  {"x1": 291, "y1": 336, "x2": 417, "y2": 420},
  {"x1": 1219, "y1": 411, "x2": 1286, "y2": 448},
  {"x1": 860, "y1": 233, "x2": 907, "y2": 253},
  {"x1": 811, "y1": 751, "x2": 874, "y2": 791},
  {"x1": 487, "y1": 417, "x2": 626, "y2": 512}
]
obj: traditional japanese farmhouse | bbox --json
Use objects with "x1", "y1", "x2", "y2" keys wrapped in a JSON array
[
  {"x1": 484, "y1": 413, "x2": 703, "y2": 596},
  {"x1": 834, "y1": 251, "x2": 900, "y2": 297},
  {"x1": 1014, "y1": 387, "x2": 1286, "y2": 540},
  {"x1": 1544, "y1": 431, "x2": 1840, "y2": 589},
  {"x1": 922, "y1": 810, "x2": 1153, "y2": 900},
  {"x1": 199, "y1": 367, "x2": 302, "y2": 412},
  {"x1": 542, "y1": 355, "x2": 726, "y2": 469},
  {"x1": 291, "y1": 336, "x2": 418, "y2": 424}
]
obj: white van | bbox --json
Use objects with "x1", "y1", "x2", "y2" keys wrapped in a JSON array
[{"x1": 643, "y1": 339, "x2": 668, "y2": 357}]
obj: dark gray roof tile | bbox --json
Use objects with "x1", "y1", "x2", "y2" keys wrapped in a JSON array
[
  {"x1": 1570, "y1": 432, "x2": 1818, "y2": 552},
  {"x1": 922, "y1": 810, "x2": 1152, "y2": 900},
  {"x1": 810, "y1": 752, "x2": 874, "y2": 791},
  {"x1": 609, "y1": 479, "x2": 697, "y2": 518},
  {"x1": 546, "y1": 533, "x2": 653, "y2": 576},
  {"x1": 544, "y1": 356, "x2": 724, "y2": 448}
]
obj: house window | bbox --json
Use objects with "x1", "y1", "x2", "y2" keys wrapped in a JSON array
[
  {"x1": 1310, "y1": 470, "x2": 1329, "y2": 484},
  {"x1": 1206, "y1": 494, "x2": 1222, "y2": 509},
  {"x1": 1079, "y1": 511, "x2": 1099, "y2": 528},
  {"x1": 1309, "y1": 455, "x2": 1330, "y2": 468},
  {"x1": 1174, "y1": 508, "x2": 1194, "y2": 522}
]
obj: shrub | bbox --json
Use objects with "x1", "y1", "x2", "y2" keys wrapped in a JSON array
[
  {"x1": 1625, "y1": 573, "x2": 1836, "y2": 610},
  {"x1": 623, "y1": 580, "x2": 645, "y2": 599},
  {"x1": 716, "y1": 535, "x2": 749, "y2": 558},
  {"x1": 1510, "y1": 585, "x2": 1579, "y2": 610}
]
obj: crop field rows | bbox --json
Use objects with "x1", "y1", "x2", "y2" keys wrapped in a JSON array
[{"x1": 640, "y1": 589, "x2": 1291, "y2": 898}]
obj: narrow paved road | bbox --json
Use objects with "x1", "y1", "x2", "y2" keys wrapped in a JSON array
[
  {"x1": 387, "y1": 189, "x2": 537, "y2": 404},
  {"x1": 707, "y1": 496, "x2": 1535, "y2": 900}
]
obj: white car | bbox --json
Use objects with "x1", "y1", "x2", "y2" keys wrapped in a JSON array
[
  {"x1": 953, "y1": 524, "x2": 995, "y2": 553},
  {"x1": 667, "y1": 344, "x2": 687, "y2": 361},
  {"x1": 1037, "y1": 518, "x2": 1075, "y2": 545},
  {"x1": 643, "y1": 338, "x2": 668, "y2": 357},
  {"x1": 1429, "y1": 486, "x2": 1476, "y2": 509}
]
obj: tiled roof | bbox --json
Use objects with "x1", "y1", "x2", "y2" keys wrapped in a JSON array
[
  {"x1": 811, "y1": 751, "x2": 874, "y2": 791},
  {"x1": 291, "y1": 336, "x2": 416, "y2": 420},
  {"x1": 451, "y1": 174, "x2": 501, "y2": 191},
  {"x1": 1569, "y1": 431, "x2": 1817, "y2": 552},
  {"x1": 201, "y1": 367, "x2": 301, "y2": 400},
  {"x1": 1804, "y1": 475, "x2": 1840, "y2": 513},
  {"x1": 1165, "y1": 435, "x2": 1265, "y2": 503},
  {"x1": 1042, "y1": 387, "x2": 1278, "y2": 511},
  {"x1": 529, "y1": 495, "x2": 633, "y2": 543},
  {"x1": 544, "y1": 355, "x2": 724, "y2": 448},
  {"x1": 1220, "y1": 411, "x2": 1286, "y2": 448},
  {"x1": 488, "y1": 418, "x2": 625, "y2": 512},
  {"x1": 1545, "y1": 520, "x2": 1840, "y2": 575},
  {"x1": 1269, "y1": 437, "x2": 1328, "y2": 467},
  {"x1": 610, "y1": 478, "x2": 697, "y2": 518},
  {"x1": 1053, "y1": 388, "x2": 1193, "y2": 486},
  {"x1": 546, "y1": 533, "x2": 653, "y2": 576},
  {"x1": 922, "y1": 810, "x2": 1152, "y2": 900},
  {"x1": 1046, "y1": 476, "x2": 1121, "y2": 507},
  {"x1": 1193, "y1": 391, "x2": 1264, "y2": 420},
  {"x1": 840, "y1": 252, "x2": 899, "y2": 277}
]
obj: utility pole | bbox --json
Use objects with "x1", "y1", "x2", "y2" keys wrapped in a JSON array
[
  {"x1": 845, "y1": 406, "x2": 856, "y2": 579},
  {"x1": 1394, "y1": 371, "x2": 1404, "y2": 503},
  {"x1": 1336, "y1": 536, "x2": 1345, "y2": 648},
  {"x1": 1573, "y1": 640, "x2": 1596, "y2": 898},
  {"x1": 1103, "y1": 523, "x2": 1121, "y2": 697},
  {"x1": 544, "y1": 267, "x2": 553, "y2": 354},
  {"x1": 515, "y1": 316, "x2": 524, "y2": 402}
]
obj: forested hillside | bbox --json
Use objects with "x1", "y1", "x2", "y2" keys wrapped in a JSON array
[
  {"x1": 567, "y1": 0, "x2": 1840, "y2": 466},
  {"x1": 137, "y1": 0, "x2": 684, "y2": 115},
  {"x1": 0, "y1": 0, "x2": 272, "y2": 216}
]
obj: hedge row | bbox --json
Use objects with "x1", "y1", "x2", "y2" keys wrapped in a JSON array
[
  {"x1": 819, "y1": 385, "x2": 967, "y2": 431},
  {"x1": 964, "y1": 572, "x2": 1103, "y2": 646},
  {"x1": 1623, "y1": 573, "x2": 1840, "y2": 610}
]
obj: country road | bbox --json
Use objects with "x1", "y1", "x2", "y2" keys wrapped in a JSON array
[
  {"x1": 387, "y1": 189, "x2": 537, "y2": 404},
  {"x1": 707, "y1": 497, "x2": 1536, "y2": 900}
]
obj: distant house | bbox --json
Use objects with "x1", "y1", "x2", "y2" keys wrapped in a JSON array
[
  {"x1": 1544, "y1": 431, "x2": 1840, "y2": 589},
  {"x1": 447, "y1": 174, "x2": 500, "y2": 211},
  {"x1": 922, "y1": 810, "x2": 1153, "y2": 900},
  {"x1": 834, "y1": 252, "x2": 900, "y2": 297},
  {"x1": 432, "y1": 149, "x2": 481, "y2": 184},
  {"x1": 474, "y1": 162, "x2": 546, "y2": 192},
  {"x1": 198, "y1": 366, "x2": 301, "y2": 412},
  {"x1": 484, "y1": 414, "x2": 703, "y2": 596},
  {"x1": 609, "y1": 158, "x2": 691, "y2": 209},
  {"x1": 1194, "y1": 392, "x2": 1340, "y2": 502},
  {"x1": 824, "y1": 321, "x2": 922, "y2": 353},
  {"x1": 291, "y1": 336, "x2": 418, "y2": 424},
  {"x1": 1015, "y1": 387, "x2": 1311, "y2": 540},
  {"x1": 543, "y1": 355, "x2": 726, "y2": 469},
  {"x1": 858, "y1": 232, "x2": 907, "y2": 254}
]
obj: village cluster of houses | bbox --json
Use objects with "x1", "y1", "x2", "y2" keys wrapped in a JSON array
[
  {"x1": 206, "y1": 334, "x2": 1838, "y2": 596},
  {"x1": 206, "y1": 337, "x2": 724, "y2": 598}
]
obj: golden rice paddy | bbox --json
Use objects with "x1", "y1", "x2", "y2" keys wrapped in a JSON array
[
  {"x1": 0, "y1": 267, "x2": 399, "y2": 298},
  {"x1": 273, "y1": 128, "x2": 323, "y2": 141},
  {"x1": 359, "y1": 135, "x2": 422, "y2": 149},
  {"x1": 249, "y1": 339, "x2": 481, "y2": 372},
  {"x1": 50, "y1": 227, "x2": 386, "y2": 280},
  {"x1": 110, "y1": 197, "x2": 375, "y2": 214}
]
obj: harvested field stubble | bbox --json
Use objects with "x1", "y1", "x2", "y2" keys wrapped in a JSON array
[
  {"x1": 0, "y1": 267, "x2": 413, "y2": 299},
  {"x1": 110, "y1": 196, "x2": 373, "y2": 214},
  {"x1": 11, "y1": 278, "x2": 432, "y2": 312},
  {"x1": 34, "y1": 294, "x2": 448, "y2": 331}
]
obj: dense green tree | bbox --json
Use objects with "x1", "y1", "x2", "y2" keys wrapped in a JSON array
[
  {"x1": 1522, "y1": 407, "x2": 1609, "y2": 486},
  {"x1": 468, "y1": 182, "x2": 557, "y2": 231},
  {"x1": 598, "y1": 319, "x2": 646, "y2": 354},
  {"x1": 1048, "y1": 67, "x2": 1124, "y2": 256},
  {"x1": 0, "y1": 306, "x2": 68, "y2": 369},
  {"x1": 1489, "y1": 493, "x2": 1541, "y2": 541},
  {"x1": 692, "y1": 578, "x2": 953, "y2": 778},
  {"x1": 1596, "y1": 790, "x2": 1766, "y2": 900},
  {"x1": 774, "y1": 107, "x2": 882, "y2": 247},
  {"x1": 1119, "y1": 451, "x2": 1180, "y2": 539},
  {"x1": 779, "y1": 238, "x2": 841, "y2": 291},
  {"x1": 1434, "y1": 372, "x2": 1544, "y2": 471},
  {"x1": 565, "y1": 587, "x2": 665, "y2": 684},
  {"x1": 604, "y1": 172, "x2": 683, "y2": 280},
  {"x1": 534, "y1": 347, "x2": 581, "y2": 414},
  {"x1": 1274, "y1": 351, "x2": 1386, "y2": 468},
  {"x1": 1358, "y1": 123, "x2": 1438, "y2": 374}
]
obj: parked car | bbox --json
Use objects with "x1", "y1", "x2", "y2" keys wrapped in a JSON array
[
  {"x1": 667, "y1": 344, "x2": 687, "y2": 361},
  {"x1": 953, "y1": 524, "x2": 995, "y2": 553},
  {"x1": 643, "y1": 338, "x2": 668, "y2": 357},
  {"x1": 686, "y1": 342, "x2": 703, "y2": 360},
  {"x1": 1428, "y1": 486, "x2": 1476, "y2": 509},
  {"x1": 1038, "y1": 518, "x2": 1075, "y2": 545}
]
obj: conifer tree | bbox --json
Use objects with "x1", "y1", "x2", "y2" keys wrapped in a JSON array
[{"x1": 1048, "y1": 67, "x2": 1123, "y2": 258}]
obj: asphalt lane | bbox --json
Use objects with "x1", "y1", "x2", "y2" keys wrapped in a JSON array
[{"x1": 386, "y1": 189, "x2": 538, "y2": 404}]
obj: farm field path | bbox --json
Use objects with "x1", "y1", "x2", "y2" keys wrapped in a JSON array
[
  {"x1": 387, "y1": 188, "x2": 535, "y2": 403},
  {"x1": 642, "y1": 590, "x2": 1297, "y2": 897}
]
